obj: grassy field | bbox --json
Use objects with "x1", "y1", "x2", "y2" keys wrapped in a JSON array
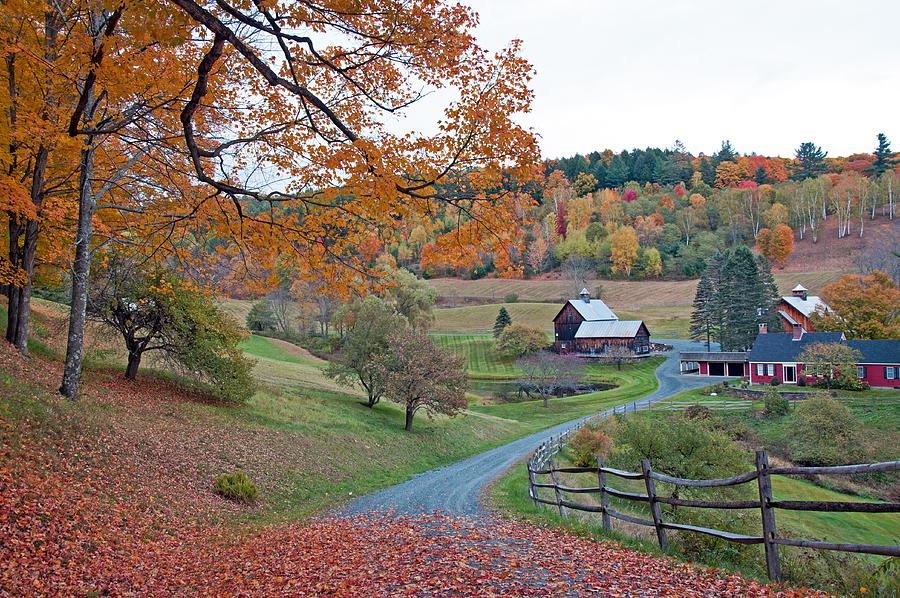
[
  {"x1": 429, "y1": 271, "x2": 842, "y2": 306},
  {"x1": 433, "y1": 302, "x2": 691, "y2": 339},
  {"x1": 2, "y1": 299, "x2": 666, "y2": 524}
]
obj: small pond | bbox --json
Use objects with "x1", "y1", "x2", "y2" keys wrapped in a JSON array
[{"x1": 468, "y1": 379, "x2": 617, "y2": 403}]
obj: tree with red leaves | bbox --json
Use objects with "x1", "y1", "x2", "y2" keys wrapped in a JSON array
[
  {"x1": 556, "y1": 200, "x2": 568, "y2": 239},
  {"x1": 374, "y1": 328, "x2": 468, "y2": 431}
]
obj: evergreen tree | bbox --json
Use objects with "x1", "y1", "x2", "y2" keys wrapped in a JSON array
[
  {"x1": 718, "y1": 246, "x2": 765, "y2": 351},
  {"x1": 689, "y1": 268, "x2": 717, "y2": 351},
  {"x1": 754, "y1": 165, "x2": 769, "y2": 185},
  {"x1": 606, "y1": 155, "x2": 630, "y2": 186},
  {"x1": 791, "y1": 142, "x2": 828, "y2": 181},
  {"x1": 700, "y1": 157, "x2": 717, "y2": 187},
  {"x1": 493, "y1": 307, "x2": 512, "y2": 338},
  {"x1": 714, "y1": 140, "x2": 737, "y2": 165},
  {"x1": 755, "y1": 255, "x2": 782, "y2": 332},
  {"x1": 869, "y1": 133, "x2": 897, "y2": 177}
]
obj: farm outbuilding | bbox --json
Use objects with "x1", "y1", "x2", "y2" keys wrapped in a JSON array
[{"x1": 553, "y1": 289, "x2": 650, "y2": 355}]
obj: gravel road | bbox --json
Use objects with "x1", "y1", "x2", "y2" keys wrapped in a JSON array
[{"x1": 339, "y1": 339, "x2": 729, "y2": 517}]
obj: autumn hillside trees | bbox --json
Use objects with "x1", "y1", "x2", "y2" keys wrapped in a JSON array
[{"x1": 3, "y1": 0, "x2": 540, "y2": 400}]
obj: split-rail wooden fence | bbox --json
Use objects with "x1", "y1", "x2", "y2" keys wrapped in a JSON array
[{"x1": 527, "y1": 418, "x2": 900, "y2": 582}]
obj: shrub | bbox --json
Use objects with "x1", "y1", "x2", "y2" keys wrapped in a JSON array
[
  {"x1": 246, "y1": 300, "x2": 276, "y2": 331},
  {"x1": 763, "y1": 389, "x2": 790, "y2": 417},
  {"x1": 796, "y1": 376, "x2": 806, "y2": 387},
  {"x1": 683, "y1": 404, "x2": 714, "y2": 420},
  {"x1": 610, "y1": 414, "x2": 747, "y2": 480},
  {"x1": 569, "y1": 425, "x2": 614, "y2": 467},
  {"x1": 504, "y1": 293, "x2": 519, "y2": 303},
  {"x1": 213, "y1": 471, "x2": 258, "y2": 503},
  {"x1": 813, "y1": 378, "x2": 869, "y2": 391},
  {"x1": 770, "y1": 377, "x2": 780, "y2": 386},
  {"x1": 789, "y1": 394, "x2": 860, "y2": 466},
  {"x1": 495, "y1": 324, "x2": 547, "y2": 359}
]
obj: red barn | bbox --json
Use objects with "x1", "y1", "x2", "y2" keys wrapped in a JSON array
[
  {"x1": 777, "y1": 284, "x2": 831, "y2": 334},
  {"x1": 553, "y1": 289, "x2": 650, "y2": 355}
]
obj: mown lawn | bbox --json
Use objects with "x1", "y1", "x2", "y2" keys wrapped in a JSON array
[{"x1": 431, "y1": 332, "x2": 523, "y2": 378}]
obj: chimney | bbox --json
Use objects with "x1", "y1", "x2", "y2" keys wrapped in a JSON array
[
  {"x1": 792, "y1": 324, "x2": 804, "y2": 341},
  {"x1": 580, "y1": 288, "x2": 591, "y2": 303},
  {"x1": 758, "y1": 323, "x2": 767, "y2": 334}
]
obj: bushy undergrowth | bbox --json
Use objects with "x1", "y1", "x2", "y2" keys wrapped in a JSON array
[
  {"x1": 762, "y1": 389, "x2": 790, "y2": 417},
  {"x1": 569, "y1": 423, "x2": 614, "y2": 467}
]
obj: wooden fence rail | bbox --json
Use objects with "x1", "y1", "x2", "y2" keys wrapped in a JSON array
[{"x1": 527, "y1": 427, "x2": 900, "y2": 582}]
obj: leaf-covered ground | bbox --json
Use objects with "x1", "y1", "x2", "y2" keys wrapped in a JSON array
[{"x1": 0, "y1": 343, "x2": 825, "y2": 596}]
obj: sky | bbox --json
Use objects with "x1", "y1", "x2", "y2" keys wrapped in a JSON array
[{"x1": 403, "y1": 0, "x2": 900, "y2": 160}]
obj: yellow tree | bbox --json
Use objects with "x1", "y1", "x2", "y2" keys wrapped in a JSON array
[
  {"x1": 610, "y1": 226, "x2": 638, "y2": 277},
  {"x1": 811, "y1": 271, "x2": 900, "y2": 339},
  {"x1": 715, "y1": 160, "x2": 745, "y2": 188},
  {"x1": 756, "y1": 224, "x2": 794, "y2": 268}
]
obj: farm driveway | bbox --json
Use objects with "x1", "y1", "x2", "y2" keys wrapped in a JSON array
[{"x1": 340, "y1": 339, "x2": 730, "y2": 517}]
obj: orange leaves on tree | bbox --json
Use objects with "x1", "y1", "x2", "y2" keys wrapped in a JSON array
[
  {"x1": 812, "y1": 271, "x2": 900, "y2": 339},
  {"x1": 756, "y1": 224, "x2": 794, "y2": 268}
]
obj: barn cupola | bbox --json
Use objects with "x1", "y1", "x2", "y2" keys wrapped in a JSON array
[
  {"x1": 791, "y1": 284, "x2": 808, "y2": 301},
  {"x1": 579, "y1": 288, "x2": 591, "y2": 303}
]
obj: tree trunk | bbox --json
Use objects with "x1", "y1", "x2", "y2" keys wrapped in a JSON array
[
  {"x1": 60, "y1": 141, "x2": 97, "y2": 400},
  {"x1": 125, "y1": 350, "x2": 141, "y2": 380},
  {"x1": 5, "y1": 220, "x2": 21, "y2": 344},
  {"x1": 13, "y1": 145, "x2": 49, "y2": 354},
  {"x1": 404, "y1": 404, "x2": 415, "y2": 431}
]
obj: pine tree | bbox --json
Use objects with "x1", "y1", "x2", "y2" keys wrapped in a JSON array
[
  {"x1": 700, "y1": 157, "x2": 717, "y2": 187},
  {"x1": 718, "y1": 246, "x2": 764, "y2": 351},
  {"x1": 869, "y1": 133, "x2": 897, "y2": 178},
  {"x1": 755, "y1": 255, "x2": 782, "y2": 331},
  {"x1": 714, "y1": 140, "x2": 737, "y2": 164},
  {"x1": 691, "y1": 252, "x2": 726, "y2": 350},
  {"x1": 689, "y1": 269, "x2": 717, "y2": 351},
  {"x1": 754, "y1": 165, "x2": 769, "y2": 185},
  {"x1": 791, "y1": 142, "x2": 828, "y2": 181},
  {"x1": 493, "y1": 307, "x2": 512, "y2": 338}
]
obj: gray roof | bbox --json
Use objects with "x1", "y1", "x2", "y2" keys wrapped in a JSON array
[
  {"x1": 575, "y1": 320, "x2": 644, "y2": 339},
  {"x1": 781, "y1": 295, "x2": 831, "y2": 318},
  {"x1": 848, "y1": 340, "x2": 900, "y2": 364},
  {"x1": 567, "y1": 298, "x2": 618, "y2": 322},
  {"x1": 749, "y1": 332, "x2": 846, "y2": 363},
  {"x1": 777, "y1": 310, "x2": 799, "y2": 326}
]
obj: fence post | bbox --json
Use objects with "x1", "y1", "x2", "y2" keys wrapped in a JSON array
[
  {"x1": 527, "y1": 462, "x2": 538, "y2": 508},
  {"x1": 550, "y1": 456, "x2": 567, "y2": 519},
  {"x1": 641, "y1": 458, "x2": 668, "y2": 551},
  {"x1": 597, "y1": 456, "x2": 611, "y2": 531},
  {"x1": 755, "y1": 450, "x2": 782, "y2": 583}
]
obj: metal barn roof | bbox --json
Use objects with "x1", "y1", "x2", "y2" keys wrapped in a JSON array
[
  {"x1": 567, "y1": 298, "x2": 619, "y2": 322},
  {"x1": 575, "y1": 320, "x2": 644, "y2": 339}
]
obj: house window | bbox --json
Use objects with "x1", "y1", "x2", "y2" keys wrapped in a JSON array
[
  {"x1": 857, "y1": 366, "x2": 866, "y2": 379},
  {"x1": 756, "y1": 364, "x2": 763, "y2": 376},
  {"x1": 887, "y1": 367, "x2": 897, "y2": 380},
  {"x1": 767, "y1": 364, "x2": 774, "y2": 376}
]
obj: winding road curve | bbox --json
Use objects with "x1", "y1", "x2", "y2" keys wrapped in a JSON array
[{"x1": 340, "y1": 339, "x2": 729, "y2": 517}]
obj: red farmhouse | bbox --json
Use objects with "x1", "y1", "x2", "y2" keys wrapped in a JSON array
[{"x1": 748, "y1": 330, "x2": 900, "y2": 388}]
